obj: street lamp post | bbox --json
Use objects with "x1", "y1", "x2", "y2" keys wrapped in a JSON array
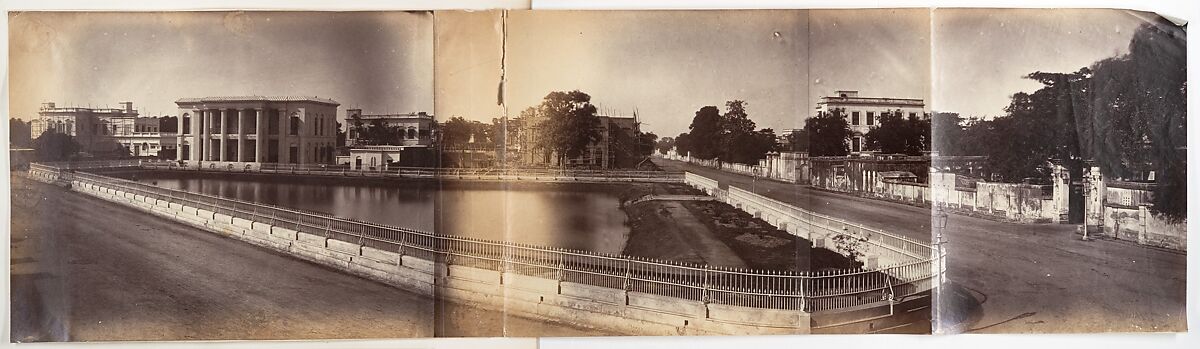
[{"x1": 932, "y1": 204, "x2": 950, "y2": 332}]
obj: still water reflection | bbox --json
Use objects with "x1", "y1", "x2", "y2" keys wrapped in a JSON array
[{"x1": 121, "y1": 172, "x2": 630, "y2": 254}]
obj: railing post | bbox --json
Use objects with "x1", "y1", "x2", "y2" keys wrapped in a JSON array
[{"x1": 396, "y1": 233, "x2": 407, "y2": 266}]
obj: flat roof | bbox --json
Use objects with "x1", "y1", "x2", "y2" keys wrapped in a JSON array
[{"x1": 176, "y1": 96, "x2": 340, "y2": 106}]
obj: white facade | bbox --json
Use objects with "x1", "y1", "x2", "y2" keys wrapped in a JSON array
[
  {"x1": 175, "y1": 96, "x2": 340, "y2": 167},
  {"x1": 31, "y1": 101, "x2": 177, "y2": 157},
  {"x1": 815, "y1": 90, "x2": 927, "y2": 154}
]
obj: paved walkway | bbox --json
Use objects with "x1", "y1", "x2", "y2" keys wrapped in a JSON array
[
  {"x1": 657, "y1": 201, "x2": 747, "y2": 268},
  {"x1": 655, "y1": 158, "x2": 1186, "y2": 333}
]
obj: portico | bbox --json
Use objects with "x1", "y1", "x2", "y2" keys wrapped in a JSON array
[{"x1": 175, "y1": 96, "x2": 340, "y2": 168}]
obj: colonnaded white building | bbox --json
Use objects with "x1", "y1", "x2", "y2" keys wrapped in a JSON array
[
  {"x1": 175, "y1": 96, "x2": 339, "y2": 168},
  {"x1": 815, "y1": 90, "x2": 927, "y2": 154}
]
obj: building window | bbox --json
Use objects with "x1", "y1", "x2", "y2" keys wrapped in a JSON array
[
  {"x1": 852, "y1": 137, "x2": 861, "y2": 152},
  {"x1": 290, "y1": 115, "x2": 300, "y2": 136},
  {"x1": 909, "y1": 112, "x2": 917, "y2": 119},
  {"x1": 866, "y1": 112, "x2": 874, "y2": 126},
  {"x1": 851, "y1": 112, "x2": 860, "y2": 125}
]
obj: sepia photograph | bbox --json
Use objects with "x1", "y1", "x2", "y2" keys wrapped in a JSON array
[
  {"x1": 931, "y1": 8, "x2": 1187, "y2": 333},
  {"x1": 3, "y1": 3, "x2": 1190, "y2": 345},
  {"x1": 8, "y1": 11, "x2": 439, "y2": 341}
]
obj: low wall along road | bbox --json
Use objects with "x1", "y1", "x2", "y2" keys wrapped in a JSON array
[{"x1": 28, "y1": 161, "x2": 943, "y2": 335}]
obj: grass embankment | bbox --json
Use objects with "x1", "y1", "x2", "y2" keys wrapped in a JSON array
[{"x1": 618, "y1": 183, "x2": 861, "y2": 272}]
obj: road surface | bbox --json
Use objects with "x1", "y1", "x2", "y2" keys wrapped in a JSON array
[
  {"x1": 655, "y1": 158, "x2": 1186, "y2": 333},
  {"x1": 9, "y1": 175, "x2": 604, "y2": 341}
]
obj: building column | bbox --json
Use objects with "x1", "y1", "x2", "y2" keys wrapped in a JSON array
[
  {"x1": 237, "y1": 109, "x2": 247, "y2": 162},
  {"x1": 188, "y1": 109, "x2": 200, "y2": 163},
  {"x1": 218, "y1": 109, "x2": 228, "y2": 162},
  {"x1": 295, "y1": 112, "x2": 305, "y2": 165},
  {"x1": 278, "y1": 109, "x2": 289, "y2": 164},
  {"x1": 177, "y1": 111, "x2": 187, "y2": 161},
  {"x1": 254, "y1": 108, "x2": 265, "y2": 163},
  {"x1": 202, "y1": 110, "x2": 212, "y2": 162}
]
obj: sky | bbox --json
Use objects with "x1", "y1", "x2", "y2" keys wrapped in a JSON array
[
  {"x1": 809, "y1": 9, "x2": 931, "y2": 123},
  {"x1": 932, "y1": 9, "x2": 1151, "y2": 118},
  {"x1": 8, "y1": 9, "x2": 1161, "y2": 133},
  {"x1": 440, "y1": 10, "x2": 935, "y2": 137},
  {"x1": 500, "y1": 10, "x2": 811, "y2": 137},
  {"x1": 8, "y1": 11, "x2": 433, "y2": 121}
]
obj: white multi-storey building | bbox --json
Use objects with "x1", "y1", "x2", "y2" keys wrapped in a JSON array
[
  {"x1": 175, "y1": 96, "x2": 340, "y2": 168},
  {"x1": 30, "y1": 101, "x2": 177, "y2": 158},
  {"x1": 815, "y1": 90, "x2": 927, "y2": 154}
]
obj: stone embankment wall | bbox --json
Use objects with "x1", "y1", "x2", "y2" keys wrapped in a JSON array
[
  {"x1": 28, "y1": 167, "x2": 810, "y2": 335},
  {"x1": 682, "y1": 171, "x2": 935, "y2": 334}
]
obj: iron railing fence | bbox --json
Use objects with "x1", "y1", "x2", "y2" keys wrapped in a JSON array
[
  {"x1": 133, "y1": 161, "x2": 684, "y2": 182},
  {"x1": 31, "y1": 161, "x2": 942, "y2": 313}
]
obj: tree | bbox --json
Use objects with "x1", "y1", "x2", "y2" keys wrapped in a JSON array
[
  {"x1": 440, "y1": 116, "x2": 474, "y2": 146},
  {"x1": 532, "y1": 90, "x2": 602, "y2": 166},
  {"x1": 9, "y1": 118, "x2": 32, "y2": 148},
  {"x1": 655, "y1": 136, "x2": 675, "y2": 155},
  {"x1": 335, "y1": 121, "x2": 346, "y2": 146},
  {"x1": 32, "y1": 130, "x2": 81, "y2": 161},
  {"x1": 684, "y1": 106, "x2": 723, "y2": 160},
  {"x1": 720, "y1": 100, "x2": 774, "y2": 165},
  {"x1": 637, "y1": 132, "x2": 658, "y2": 158},
  {"x1": 1077, "y1": 21, "x2": 1187, "y2": 219},
  {"x1": 784, "y1": 129, "x2": 810, "y2": 152},
  {"x1": 674, "y1": 133, "x2": 692, "y2": 156},
  {"x1": 864, "y1": 109, "x2": 930, "y2": 155},
  {"x1": 804, "y1": 108, "x2": 852, "y2": 156},
  {"x1": 930, "y1": 112, "x2": 965, "y2": 155}
]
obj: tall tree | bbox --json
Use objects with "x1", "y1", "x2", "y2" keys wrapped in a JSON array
[
  {"x1": 440, "y1": 116, "x2": 474, "y2": 146},
  {"x1": 684, "y1": 106, "x2": 723, "y2": 160},
  {"x1": 32, "y1": 130, "x2": 81, "y2": 161},
  {"x1": 335, "y1": 121, "x2": 346, "y2": 146},
  {"x1": 805, "y1": 108, "x2": 852, "y2": 156},
  {"x1": 9, "y1": 118, "x2": 32, "y2": 148},
  {"x1": 930, "y1": 112, "x2": 965, "y2": 155},
  {"x1": 865, "y1": 109, "x2": 930, "y2": 155},
  {"x1": 655, "y1": 136, "x2": 675, "y2": 155},
  {"x1": 785, "y1": 129, "x2": 810, "y2": 152},
  {"x1": 720, "y1": 100, "x2": 769, "y2": 164},
  {"x1": 533, "y1": 90, "x2": 601, "y2": 166}
]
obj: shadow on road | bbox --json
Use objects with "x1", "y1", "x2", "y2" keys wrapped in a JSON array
[{"x1": 937, "y1": 281, "x2": 984, "y2": 334}]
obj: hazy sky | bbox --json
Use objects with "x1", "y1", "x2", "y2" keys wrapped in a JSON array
[
  {"x1": 9, "y1": 9, "x2": 1160, "y2": 132},
  {"x1": 933, "y1": 9, "x2": 1150, "y2": 118},
  {"x1": 439, "y1": 10, "x2": 936, "y2": 137},
  {"x1": 810, "y1": 9, "x2": 931, "y2": 121},
  {"x1": 9, "y1": 11, "x2": 433, "y2": 120},
  {"x1": 434, "y1": 10, "x2": 505, "y2": 124},
  {"x1": 501, "y1": 10, "x2": 811, "y2": 137}
]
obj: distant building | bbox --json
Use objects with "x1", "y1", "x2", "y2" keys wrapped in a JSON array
[
  {"x1": 30, "y1": 101, "x2": 177, "y2": 157},
  {"x1": 511, "y1": 114, "x2": 640, "y2": 168},
  {"x1": 342, "y1": 109, "x2": 437, "y2": 169},
  {"x1": 175, "y1": 96, "x2": 340, "y2": 166},
  {"x1": 778, "y1": 128, "x2": 804, "y2": 150},
  {"x1": 815, "y1": 90, "x2": 927, "y2": 154},
  {"x1": 344, "y1": 109, "x2": 436, "y2": 147}
]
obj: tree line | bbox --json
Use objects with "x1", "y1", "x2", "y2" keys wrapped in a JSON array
[
  {"x1": 667, "y1": 101, "x2": 779, "y2": 165},
  {"x1": 441, "y1": 90, "x2": 658, "y2": 168},
  {"x1": 936, "y1": 21, "x2": 1185, "y2": 219}
]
